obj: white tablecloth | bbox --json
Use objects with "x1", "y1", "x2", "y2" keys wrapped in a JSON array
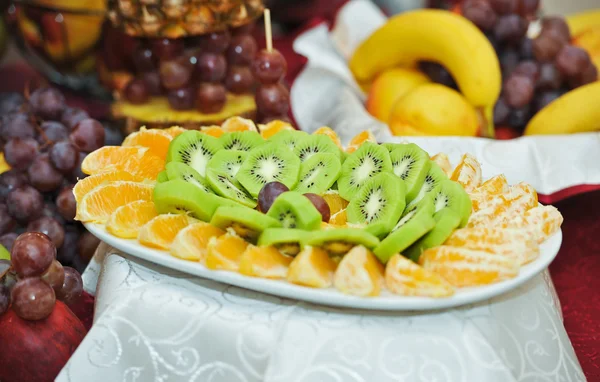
[{"x1": 57, "y1": 242, "x2": 585, "y2": 382}]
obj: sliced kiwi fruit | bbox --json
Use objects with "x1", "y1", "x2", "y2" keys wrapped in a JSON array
[
  {"x1": 206, "y1": 169, "x2": 257, "y2": 208},
  {"x1": 346, "y1": 172, "x2": 406, "y2": 238},
  {"x1": 373, "y1": 194, "x2": 436, "y2": 264},
  {"x1": 294, "y1": 153, "x2": 342, "y2": 195},
  {"x1": 430, "y1": 179, "x2": 472, "y2": 227},
  {"x1": 157, "y1": 170, "x2": 169, "y2": 183},
  {"x1": 407, "y1": 161, "x2": 447, "y2": 206},
  {"x1": 337, "y1": 142, "x2": 392, "y2": 200},
  {"x1": 381, "y1": 143, "x2": 398, "y2": 152},
  {"x1": 236, "y1": 143, "x2": 301, "y2": 197},
  {"x1": 153, "y1": 179, "x2": 238, "y2": 222},
  {"x1": 266, "y1": 191, "x2": 322, "y2": 230},
  {"x1": 165, "y1": 162, "x2": 213, "y2": 193},
  {"x1": 258, "y1": 228, "x2": 310, "y2": 256},
  {"x1": 207, "y1": 150, "x2": 247, "y2": 178},
  {"x1": 268, "y1": 129, "x2": 309, "y2": 151},
  {"x1": 210, "y1": 205, "x2": 280, "y2": 242},
  {"x1": 166, "y1": 130, "x2": 222, "y2": 177},
  {"x1": 404, "y1": 208, "x2": 462, "y2": 262},
  {"x1": 293, "y1": 134, "x2": 343, "y2": 162},
  {"x1": 389, "y1": 143, "x2": 431, "y2": 202},
  {"x1": 220, "y1": 131, "x2": 264, "y2": 151},
  {"x1": 304, "y1": 228, "x2": 380, "y2": 256}
]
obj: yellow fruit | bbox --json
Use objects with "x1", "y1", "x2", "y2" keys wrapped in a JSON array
[
  {"x1": 239, "y1": 245, "x2": 292, "y2": 279},
  {"x1": 170, "y1": 222, "x2": 225, "y2": 261},
  {"x1": 205, "y1": 231, "x2": 250, "y2": 271},
  {"x1": 138, "y1": 214, "x2": 196, "y2": 250},
  {"x1": 333, "y1": 245, "x2": 384, "y2": 297},
  {"x1": 430, "y1": 153, "x2": 452, "y2": 176},
  {"x1": 566, "y1": 9, "x2": 600, "y2": 38},
  {"x1": 313, "y1": 126, "x2": 343, "y2": 149},
  {"x1": 163, "y1": 126, "x2": 187, "y2": 137},
  {"x1": 329, "y1": 208, "x2": 348, "y2": 226},
  {"x1": 121, "y1": 128, "x2": 173, "y2": 159},
  {"x1": 0, "y1": 152, "x2": 10, "y2": 174},
  {"x1": 221, "y1": 116, "x2": 257, "y2": 132},
  {"x1": 322, "y1": 190, "x2": 349, "y2": 216},
  {"x1": 81, "y1": 146, "x2": 148, "y2": 175},
  {"x1": 287, "y1": 246, "x2": 337, "y2": 288},
  {"x1": 201, "y1": 125, "x2": 225, "y2": 137},
  {"x1": 451, "y1": 153, "x2": 482, "y2": 192},
  {"x1": 345, "y1": 130, "x2": 376, "y2": 153},
  {"x1": 106, "y1": 200, "x2": 158, "y2": 239},
  {"x1": 388, "y1": 84, "x2": 479, "y2": 136},
  {"x1": 73, "y1": 170, "x2": 140, "y2": 202},
  {"x1": 258, "y1": 120, "x2": 294, "y2": 139},
  {"x1": 385, "y1": 254, "x2": 454, "y2": 297}
]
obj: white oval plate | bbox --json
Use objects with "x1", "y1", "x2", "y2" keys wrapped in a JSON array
[{"x1": 85, "y1": 223, "x2": 561, "y2": 311}]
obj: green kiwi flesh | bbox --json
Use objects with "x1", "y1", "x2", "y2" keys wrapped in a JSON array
[
  {"x1": 156, "y1": 170, "x2": 169, "y2": 183},
  {"x1": 165, "y1": 162, "x2": 212, "y2": 193},
  {"x1": 220, "y1": 131, "x2": 264, "y2": 151},
  {"x1": 407, "y1": 161, "x2": 447, "y2": 206},
  {"x1": 258, "y1": 228, "x2": 311, "y2": 256},
  {"x1": 305, "y1": 228, "x2": 380, "y2": 256},
  {"x1": 207, "y1": 150, "x2": 247, "y2": 178},
  {"x1": 210, "y1": 205, "x2": 280, "y2": 242},
  {"x1": 430, "y1": 180, "x2": 472, "y2": 227},
  {"x1": 404, "y1": 208, "x2": 462, "y2": 262},
  {"x1": 266, "y1": 191, "x2": 322, "y2": 230},
  {"x1": 293, "y1": 134, "x2": 343, "y2": 162},
  {"x1": 206, "y1": 169, "x2": 257, "y2": 208},
  {"x1": 389, "y1": 143, "x2": 431, "y2": 202},
  {"x1": 337, "y1": 142, "x2": 392, "y2": 200},
  {"x1": 268, "y1": 129, "x2": 309, "y2": 151},
  {"x1": 294, "y1": 153, "x2": 342, "y2": 195},
  {"x1": 166, "y1": 130, "x2": 222, "y2": 177}
]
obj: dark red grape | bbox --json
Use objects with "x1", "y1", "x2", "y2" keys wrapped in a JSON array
[
  {"x1": 124, "y1": 78, "x2": 150, "y2": 104},
  {"x1": 77, "y1": 231, "x2": 100, "y2": 262},
  {"x1": 0, "y1": 233, "x2": 18, "y2": 252},
  {"x1": 227, "y1": 34, "x2": 258, "y2": 66},
  {"x1": 0, "y1": 170, "x2": 26, "y2": 202},
  {"x1": 196, "y1": 83, "x2": 227, "y2": 114},
  {"x1": 141, "y1": 71, "x2": 163, "y2": 96},
  {"x1": 419, "y1": 61, "x2": 458, "y2": 88},
  {"x1": 493, "y1": 97, "x2": 511, "y2": 125},
  {"x1": 11, "y1": 277, "x2": 56, "y2": 320},
  {"x1": 255, "y1": 83, "x2": 290, "y2": 117},
  {"x1": 167, "y1": 87, "x2": 195, "y2": 110},
  {"x1": 61, "y1": 108, "x2": 89, "y2": 130},
  {"x1": 519, "y1": 38, "x2": 534, "y2": 59},
  {"x1": 40, "y1": 121, "x2": 69, "y2": 143},
  {"x1": 27, "y1": 155, "x2": 64, "y2": 192},
  {"x1": 533, "y1": 32, "x2": 566, "y2": 62},
  {"x1": 57, "y1": 227, "x2": 78, "y2": 265},
  {"x1": 488, "y1": 0, "x2": 518, "y2": 15},
  {"x1": 29, "y1": 88, "x2": 65, "y2": 120},
  {"x1": 41, "y1": 202, "x2": 65, "y2": 226},
  {"x1": 304, "y1": 193, "x2": 330, "y2": 222},
  {"x1": 197, "y1": 31, "x2": 231, "y2": 54},
  {"x1": 151, "y1": 38, "x2": 184, "y2": 60},
  {"x1": 555, "y1": 45, "x2": 591, "y2": 78},
  {"x1": 1, "y1": 113, "x2": 35, "y2": 141},
  {"x1": 518, "y1": 0, "x2": 540, "y2": 17},
  {"x1": 461, "y1": 0, "x2": 497, "y2": 31},
  {"x1": 258, "y1": 182, "x2": 289, "y2": 212},
  {"x1": 500, "y1": 48, "x2": 520, "y2": 75},
  {"x1": 536, "y1": 62, "x2": 563, "y2": 90},
  {"x1": 574, "y1": 63, "x2": 599, "y2": 87},
  {"x1": 41, "y1": 259, "x2": 65, "y2": 293},
  {"x1": 159, "y1": 60, "x2": 192, "y2": 90},
  {"x1": 49, "y1": 141, "x2": 78, "y2": 173},
  {"x1": 252, "y1": 49, "x2": 288, "y2": 84},
  {"x1": 512, "y1": 60, "x2": 539, "y2": 81},
  {"x1": 196, "y1": 53, "x2": 227, "y2": 82},
  {"x1": 132, "y1": 45, "x2": 156, "y2": 72},
  {"x1": 70, "y1": 118, "x2": 105, "y2": 153},
  {"x1": 0, "y1": 93, "x2": 24, "y2": 114},
  {"x1": 541, "y1": 17, "x2": 571, "y2": 44},
  {"x1": 534, "y1": 91, "x2": 562, "y2": 112},
  {"x1": 11, "y1": 232, "x2": 56, "y2": 278},
  {"x1": 493, "y1": 15, "x2": 528, "y2": 43},
  {"x1": 231, "y1": 22, "x2": 255, "y2": 36},
  {"x1": 55, "y1": 266, "x2": 83, "y2": 306},
  {"x1": 0, "y1": 204, "x2": 16, "y2": 235},
  {"x1": 0, "y1": 282, "x2": 9, "y2": 315},
  {"x1": 507, "y1": 104, "x2": 531, "y2": 128},
  {"x1": 6, "y1": 185, "x2": 44, "y2": 222},
  {"x1": 504, "y1": 74, "x2": 534, "y2": 108},
  {"x1": 27, "y1": 217, "x2": 65, "y2": 248},
  {"x1": 70, "y1": 152, "x2": 88, "y2": 182},
  {"x1": 56, "y1": 186, "x2": 76, "y2": 221},
  {"x1": 225, "y1": 66, "x2": 255, "y2": 94},
  {"x1": 3, "y1": 137, "x2": 39, "y2": 170}
]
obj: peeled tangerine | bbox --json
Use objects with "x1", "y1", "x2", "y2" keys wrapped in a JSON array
[
  {"x1": 287, "y1": 246, "x2": 337, "y2": 288},
  {"x1": 239, "y1": 245, "x2": 292, "y2": 279},
  {"x1": 419, "y1": 245, "x2": 519, "y2": 287},
  {"x1": 430, "y1": 153, "x2": 452, "y2": 177},
  {"x1": 385, "y1": 254, "x2": 454, "y2": 297},
  {"x1": 106, "y1": 200, "x2": 158, "y2": 239},
  {"x1": 258, "y1": 120, "x2": 294, "y2": 139},
  {"x1": 498, "y1": 205, "x2": 563, "y2": 244},
  {"x1": 345, "y1": 130, "x2": 376, "y2": 153},
  {"x1": 469, "y1": 174, "x2": 509, "y2": 212},
  {"x1": 467, "y1": 182, "x2": 538, "y2": 227},
  {"x1": 333, "y1": 245, "x2": 384, "y2": 297},
  {"x1": 451, "y1": 153, "x2": 482, "y2": 192},
  {"x1": 205, "y1": 230, "x2": 250, "y2": 271},
  {"x1": 170, "y1": 222, "x2": 225, "y2": 261},
  {"x1": 322, "y1": 191, "x2": 349, "y2": 216},
  {"x1": 221, "y1": 116, "x2": 257, "y2": 132},
  {"x1": 138, "y1": 214, "x2": 197, "y2": 250},
  {"x1": 313, "y1": 126, "x2": 343, "y2": 149},
  {"x1": 121, "y1": 128, "x2": 173, "y2": 160}
]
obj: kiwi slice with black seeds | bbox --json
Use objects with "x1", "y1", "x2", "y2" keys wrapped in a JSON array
[
  {"x1": 266, "y1": 191, "x2": 322, "y2": 230},
  {"x1": 268, "y1": 129, "x2": 309, "y2": 151},
  {"x1": 206, "y1": 169, "x2": 257, "y2": 208},
  {"x1": 257, "y1": 228, "x2": 310, "y2": 256},
  {"x1": 337, "y1": 142, "x2": 392, "y2": 200},
  {"x1": 305, "y1": 228, "x2": 380, "y2": 256},
  {"x1": 165, "y1": 162, "x2": 213, "y2": 193},
  {"x1": 210, "y1": 205, "x2": 280, "y2": 242},
  {"x1": 294, "y1": 153, "x2": 342, "y2": 195},
  {"x1": 430, "y1": 179, "x2": 472, "y2": 227},
  {"x1": 166, "y1": 130, "x2": 222, "y2": 177},
  {"x1": 293, "y1": 134, "x2": 343, "y2": 162},
  {"x1": 157, "y1": 170, "x2": 169, "y2": 183},
  {"x1": 407, "y1": 161, "x2": 447, "y2": 206},
  {"x1": 207, "y1": 150, "x2": 247, "y2": 178},
  {"x1": 404, "y1": 208, "x2": 462, "y2": 262},
  {"x1": 220, "y1": 131, "x2": 264, "y2": 151},
  {"x1": 389, "y1": 143, "x2": 431, "y2": 201}
]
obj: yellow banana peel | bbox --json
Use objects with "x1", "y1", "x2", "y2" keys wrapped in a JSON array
[{"x1": 566, "y1": 9, "x2": 600, "y2": 38}]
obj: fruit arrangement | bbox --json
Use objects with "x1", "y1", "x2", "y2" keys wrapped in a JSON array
[{"x1": 73, "y1": 118, "x2": 563, "y2": 298}]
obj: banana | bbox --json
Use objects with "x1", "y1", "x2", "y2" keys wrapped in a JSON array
[
  {"x1": 349, "y1": 9, "x2": 501, "y2": 137},
  {"x1": 524, "y1": 81, "x2": 600, "y2": 135},
  {"x1": 566, "y1": 9, "x2": 600, "y2": 38}
]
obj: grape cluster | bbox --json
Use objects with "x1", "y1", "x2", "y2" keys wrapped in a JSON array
[
  {"x1": 0, "y1": 89, "x2": 112, "y2": 272},
  {"x1": 252, "y1": 48, "x2": 290, "y2": 123},
  {"x1": 0, "y1": 232, "x2": 83, "y2": 320}
]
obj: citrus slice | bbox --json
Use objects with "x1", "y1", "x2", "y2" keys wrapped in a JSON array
[
  {"x1": 345, "y1": 130, "x2": 376, "y2": 153},
  {"x1": 205, "y1": 230, "x2": 250, "y2": 271},
  {"x1": 322, "y1": 190, "x2": 349, "y2": 216},
  {"x1": 121, "y1": 128, "x2": 173, "y2": 159},
  {"x1": 287, "y1": 246, "x2": 337, "y2": 288},
  {"x1": 450, "y1": 153, "x2": 482, "y2": 192},
  {"x1": 384, "y1": 254, "x2": 454, "y2": 297},
  {"x1": 73, "y1": 170, "x2": 140, "y2": 202},
  {"x1": 522, "y1": 205, "x2": 563, "y2": 243},
  {"x1": 221, "y1": 116, "x2": 257, "y2": 132},
  {"x1": 106, "y1": 200, "x2": 158, "y2": 239},
  {"x1": 81, "y1": 146, "x2": 148, "y2": 175},
  {"x1": 329, "y1": 208, "x2": 348, "y2": 226},
  {"x1": 258, "y1": 120, "x2": 294, "y2": 139},
  {"x1": 201, "y1": 125, "x2": 225, "y2": 137},
  {"x1": 419, "y1": 245, "x2": 519, "y2": 287},
  {"x1": 170, "y1": 222, "x2": 226, "y2": 261},
  {"x1": 313, "y1": 126, "x2": 343, "y2": 149},
  {"x1": 163, "y1": 126, "x2": 187, "y2": 138},
  {"x1": 478, "y1": 174, "x2": 509, "y2": 195},
  {"x1": 138, "y1": 214, "x2": 197, "y2": 250},
  {"x1": 239, "y1": 245, "x2": 292, "y2": 278},
  {"x1": 333, "y1": 245, "x2": 384, "y2": 297},
  {"x1": 75, "y1": 181, "x2": 154, "y2": 223},
  {"x1": 468, "y1": 183, "x2": 539, "y2": 227},
  {"x1": 430, "y1": 153, "x2": 452, "y2": 176}
]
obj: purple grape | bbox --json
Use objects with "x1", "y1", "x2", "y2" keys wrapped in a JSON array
[
  {"x1": 555, "y1": 45, "x2": 591, "y2": 78},
  {"x1": 541, "y1": 17, "x2": 571, "y2": 45},
  {"x1": 507, "y1": 105, "x2": 532, "y2": 128},
  {"x1": 418, "y1": 61, "x2": 457, "y2": 88},
  {"x1": 572, "y1": 63, "x2": 599, "y2": 88},
  {"x1": 11, "y1": 232, "x2": 56, "y2": 278},
  {"x1": 167, "y1": 87, "x2": 195, "y2": 111},
  {"x1": 141, "y1": 71, "x2": 163, "y2": 96},
  {"x1": 461, "y1": 0, "x2": 497, "y2": 31},
  {"x1": 151, "y1": 38, "x2": 184, "y2": 61},
  {"x1": 70, "y1": 152, "x2": 88, "y2": 182},
  {"x1": 0, "y1": 170, "x2": 27, "y2": 202},
  {"x1": 0, "y1": 112, "x2": 36, "y2": 141},
  {"x1": 0, "y1": 204, "x2": 16, "y2": 235},
  {"x1": 536, "y1": 63, "x2": 563, "y2": 90},
  {"x1": 227, "y1": 34, "x2": 258, "y2": 66},
  {"x1": 56, "y1": 266, "x2": 83, "y2": 306},
  {"x1": 6, "y1": 185, "x2": 44, "y2": 222},
  {"x1": 533, "y1": 32, "x2": 565, "y2": 62},
  {"x1": 124, "y1": 78, "x2": 150, "y2": 105},
  {"x1": 49, "y1": 141, "x2": 78, "y2": 173},
  {"x1": 518, "y1": 0, "x2": 540, "y2": 17},
  {"x1": 519, "y1": 38, "x2": 534, "y2": 60},
  {"x1": 41, "y1": 202, "x2": 65, "y2": 226},
  {"x1": 39, "y1": 121, "x2": 69, "y2": 143},
  {"x1": 488, "y1": 0, "x2": 518, "y2": 15},
  {"x1": 29, "y1": 88, "x2": 66, "y2": 120},
  {"x1": 0, "y1": 233, "x2": 18, "y2": 252},
  {"x1": 159, "y1": 60, "x2": 192, "y2": 90},
  {"x1": 493, "y1": 98, "x2": 511, "y2": 126},
  {"x1": 196, "y1": 30, "x2": 231, "y2": 54},
  {"x1": 252, "y1": 49, "x2": 288, "y2": 84},
  {"x1": 27, "y1": 154, "x2": 64, "y2": 192},
  {"x1": 512, "y1": 60, "x2": 539, "y2": 81},
  {"x1": 41, "y1": 259, "x2": 65, "y2": 293},
  {"x1": 11, "y1": 278, "x2": 56, "y2": 320},
  {"x1": 304, "y1": 193, "x2": 330, "y2": 222},
  {"x1": 258, "y1": 182, "x2": 289, "y2": 212},
  {"x1": 0, "y1": 93, "x2": 24, "y2": 114},
  {"x1": 493, "y1": 15, "x2": 528, "y2": 43},
  {"x1": 56, "y1": 186, "x2": 76, "y2": 221},
  {"x1": 534, "y1": 91, "x2": 562, "y2": 112},
  {"x1": 499, "y1": 48, "x2": 520, "y2": 76},
  {"x1": 61, "y1": 108, "x2": 89, "y2": 130},
  {"x1": 27, "y1": 216, "x2": 65, "y2": 248},
  {"x1": 195, "y1": 53, "x2": 227, "y2": 82},
  {"x1": 132, "y1": 45, "x2": 156, "y2": 72},
  {"x1": 70, "y1": 118, "x2": 105, "y2": 153},
  {"x1": 504, "y1": 74, "x2": 535, "y2": 108},
  {"x1": 57, "y1": 226, "x2": 78, "y2": 265}
]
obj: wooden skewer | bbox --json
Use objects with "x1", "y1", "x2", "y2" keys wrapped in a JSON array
[{"x1": 264, "y1": 8, "x2": 272, "y2": 52}]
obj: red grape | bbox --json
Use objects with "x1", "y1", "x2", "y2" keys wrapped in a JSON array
[
  {"x1": 488, "y1": 0, "x2": 518, "y2": 15},
  {"x1": 159, "y1": 60, "x2": 192, "y2": 90},
  {"x1": 225, "y1": 66, "x2": 255, "y2": 94},
  {"x1": 167, "y1": 87, "x2": 195, "y2": 110},
  {"x1": 56, "y1": 186, "x2": 76, "y2": 222},
  {"x1": 57, "y1": 227, "x2": 78, "y2": 265},
  {"x1": 541, "y1": 17, "x2": 571, "y2": 44},
  {"x1": 132, "y1": 45, "x2": 156, "y2": 72},
  {"x1": 0, "y1": 204, "x2": 16, "y2": 235},
  {"x1": 49, "y1": 141, "x2": 78, "y2": 173},
  {"x1": 257, "y1": 182, "x2": 289, "y2": 212},
  {"x1": 196, "y1": 83, "x2": 227, "y2": 114},
  {"x1": 61, "y1": 108, "x2": 89, "y2": 130},
  {"x1": 70, "y1": 152, "x2": 88, "y2": 182},
  {"x1": 56, "y1": 266, "x2": 83, "y2": 306},
  {"x1": 255, "y1": 83, "x2": 290, "y2": 117},
  {"x1": 519, "y1": 38, "x2": 534, "y2": 59},
  {"x1": 124, "y1": 78, "x2": 150, "y2": 104},
  {"x1": 504, "y1": 74, "x2": 534, "y2": 108},
  {"x1": 536, "y1": 62, "x2": 563, "y2": 90},
  {"x1": 0, "y1": 170, "x2": 27, "y2": 202},
  {"x1": 500, "y1": 48, "x2": 520, "y2": 75},
  {"x1": 70, "y1": 118, "x2": 105, "y2": 153},
  {"x1": 462, "y1": 0, "x2": 497, "y2": 31},
  {"x1": 231, "y1": 22, "x2": 255, "y2": 36},
  {"x1": 304, "y1": 193, "x2": 330, "y2": 222},
  {"x1": 419, "y1": 61, "x2": 458, "y2": 88},
  {"x1": 6, "y1": 185, "x2": 44, "y2": 222},
  {"x1": 11, "y1": 277, "x2": 56, "y2": 320},
  {"x1": 151, "y1": 38, "x2": 184, "y2": 60},
  {"x1": 493, "y1": 15, "x2": 528, "y2": 43},
  {"x1": 227, "y1": 34, "x2": 257, "y2": 66},
  {"x1": 141, "y1": 71, "x2": 163, "y2": 96},
  {"x1": 518, "y1": 0, "x2": 540, "y2": 17},
  {"x1": 252, "y1": 49, "x2": 288, "y2": 84},
  {"x1": 493, "y1": 97, "x2": 511, "y2": 125},
  {"x1": 555, "y1": 45, "x2": 591, "y2": 78},
  {"x1": 27, "y1": 217, "x2": 65, "y2": 248},
  {"x1": 41, "y1": 202, "x2": 65, "y2": 226},
  {"x1": 27, "y1": 154, "x2": 64, "y2": 192},
  {"x1": 77, "y1": 231, "x2": 100, "y2": 262},
  {"x1": 0, "y1": 233, "x2": 18, "y2": 252},
  {"x1": 533, "y1": 33, "x2": 564, "y2": 62},
  {"x1": 0, "y1": 282, "x2": 10, "y2": 315},
  {"x1": 1, "y1": 112, "x2": 36, "y2": 141},
  {"x1": 3, "y1": 137, "x2": 39, "y2": 170},
  {"x1": 574, "y1": 63, "x2": 599, "y2": 87},
  {"x1": 512, "y1": 60, "x2": 539, "y2": 81},
  {"x1": 196, "y1": 53, "x2": 227, "y2": 82},
  {"x1": 40, "y1": 121, "x2": 69, "y2": 143},
  {"x1": 11, "y1": 232, "x2": 56, "y2": 278},
  {"x1": 197, "y1": 31, "x2": 231, "y2": 54},
  {"x1": 0, "y1": 93, "x2": 24, "y2": 114},
  {"x1": 29, "y1": 88, "x2": 65, "y2": 120},
  {"x1": 41, "y1": 259, "x2": 65, "y2": 293}
]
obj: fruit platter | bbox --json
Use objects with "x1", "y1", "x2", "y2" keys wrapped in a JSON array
[{"x1": 75, "y1": 117, "x2": 563, "y2": 310}]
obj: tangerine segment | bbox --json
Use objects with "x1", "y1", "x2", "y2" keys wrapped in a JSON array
[
  {"x1": 73, "y1": 170, "x2": 140, "y2": 202},
  {"x1": 445, "y1": 227, "x2": 540, "y2": 265},
  {"x1": 221, "y1": 116, "x2": 257, "y2": 132},
  {"x1": 523, "y1": 205, "x2": 563, "y2": 243},
  {"x1": 239, "y1": 245, "x2": 292, "y2": 279},
  {"x1": 201, "y1": 125, "x2": 225, "y2": 137},
  {"x1": 333, "y1": 245, "x2": 384, "y2": 297},
  {"x1": 329, "y1": 208, "x2": 348, "y2": 226},
  {"x1": 205, "y1": 231, "x2": 250, "y2": 271},
  {"x1": 163, "y1": 126, "x2": 187, "y2": 137},
  {"x1": 345, "y1": 130, "x2": 376, "y2": 153},
  {"x1": 385, "y1": 254, "x2": 454, "y2": 297},
  {"x1": 313, "y1": 126, "x2": 343, "y2": 149},
  {"x1": 419, "y1": 246, "x2": 519, "y2": 287},
  {"x1": 121, "y1": 128, "x2": 173, "y2": 160},
  {"x1": 322, "y1": 191, "x2": 349, "y2": 216},
  {"x1": 81, "y1": 146, "x2": 148, "y2": 175},
  {"x1": 287, "y1": 246, "x2": 337, "y2": 288},
  {"x1": 75, "y1": 181, "x2": 154, "y2": 223},
  {"x1": 430, "y1": 153, "x2": 452, "y2": 176},
  {"x1": 468, "y1": 184, "x2": 538, "y2": 227},
  {"x1": 138, "y1": 214, "x2": 196, "y2": 250},
  {"x1": 258, "y1": 120, "x2": 294, "y2": 139},
  {"x1": 170, "y1": 222, "x2": 226, "y2": 262},
  {"x1": 106, "y1": 200, "x2": 158, "y2": 239},
  {"x1": 477, "y1": 174, "x2": 509, "y2": 195},
  {"x1": 450, "y1": 153, "x2": 482, "y2": 192}
]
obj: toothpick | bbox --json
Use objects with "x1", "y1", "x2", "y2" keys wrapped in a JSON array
[{"x1": 264, "y1": 8, "x2": 272, "y2": 52}]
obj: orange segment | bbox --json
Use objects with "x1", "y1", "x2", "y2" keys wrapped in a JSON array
[
  {"x1": 313, "y1": 126, "x2": 343, "y2": 149},
  {"x1": 121, "y1": 128, "x2": 173, "y2": 159},
  {"x1": 419, "y1": 246, "x2": 519, "y2": 287},
  {"x1": 333, "y1": 245, "x2": 384, "y2": 297},
  {"x1": 450, "y1": 153, "x2": 482, "y2": 192},
  {"x1": 81, "y1": 146, "x2": 148, "y2": 175},
  {"x1": 170, "y1": 222, "x2": 226, "y2": 261},
  {"x1": 322, "y1": 190, "x2": 349, "y2": 216},
  {"x1": 201, "y1": 125, "x2": 225, "y2": 137},
  {"x1": 258, "y1": 120, "x2": 294, "y2": 139},
  {"x1": 384, "y1": 254, "x2": 454, "y2": 297},
  {"x1": 221, "y1": 116, "x2": 257, "y2": 132},
  {"x1": 106, "y1": 200, "x2": 158, "y2": 239},
  {"x1": 478, "y1": 174, "x2": 509, "y2": 195},
  {"x1": 75, "y1": 181, "x2": 154, "y2": 223},
  {"x1": 138, "y1": 214, "x2": 196, "y2": 250},
  {"x1": 287, "y1": 246, "x2": 337, "y2": 288},
  {"x1": 468, "y1": 182, "x2": 539, "y2": 227},
  {"x1": 345, "y1": 130, "x2": 376, "y2": 153},
  {"x1": 239, "y1": 245, "x2": 292, "y2": 279},
  {"x1": 205, "y1": 230, "x2": 250, "y2": 271},
  {"x1": 119, "y1": 153, "x2": 165, "y2": 180},
  {"x1": 329, "y1": 208, "x2": 348, "y2": 226},
  {"x1": 445, "y1": 227, "x2": 540, "y2": 265},
  {"x1": 73, "y1": 170, "x2": 140, "y2": 202},
  {"x1": 163, "y1": 126, "x2": 187, "y2": 138},
  {"x1": 430, "y1": 153, "x2": 452, "y2": 176},
  {"x1": 522, "y1": 205, "x2": 563, "y2": 243}
]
